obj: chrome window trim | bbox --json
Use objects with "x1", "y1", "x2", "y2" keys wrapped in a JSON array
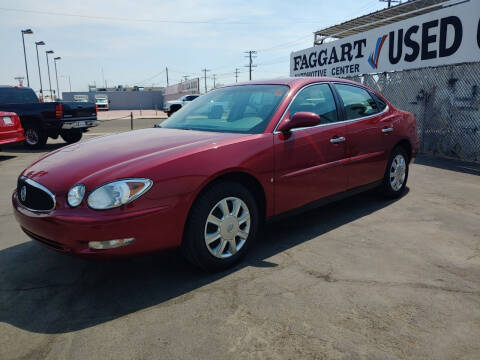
[
  {"x1": 18, "y1": 176, "x2": 56, "y2": 213},
  {"x1": 272, "y1": 81, "x2": 389, "y2": 135}
]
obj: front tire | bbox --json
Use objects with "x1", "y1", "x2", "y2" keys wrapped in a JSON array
[
  {"x1": 24, "y1": 127, "x2": 47, "y2": 149},
  {"x1": 182, "y1": 181, "x2": 259, "y2": 271},
  {"x1": 381, "y1": 146, "x2": 409, "y2": 198},
  {"x1": 61, "y1": 131, "x2": 83, "y2": 144}
]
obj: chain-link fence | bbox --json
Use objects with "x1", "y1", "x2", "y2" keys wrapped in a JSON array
[{"x1": 348, "y1": 62, "x2": 480, "y2": 163}]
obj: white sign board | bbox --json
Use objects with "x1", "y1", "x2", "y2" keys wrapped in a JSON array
[
  {"x1": 291, "y1": 0, "x2": 480, "y2": 77},
  {"x1": 165, "y1": 78, "x2": 200, "y2": 95}
]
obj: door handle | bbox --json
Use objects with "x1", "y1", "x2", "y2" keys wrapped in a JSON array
[
  {"x1": 330, "y1": 136, "x2": 346, "y2": 144},
  {"x1": 382, "y1": 127, "x2": 393, "y2": 133}
]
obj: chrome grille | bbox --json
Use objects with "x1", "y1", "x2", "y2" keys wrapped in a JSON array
[{"x1": 17, "y1": 177, "x2": 56, "y2": 212}]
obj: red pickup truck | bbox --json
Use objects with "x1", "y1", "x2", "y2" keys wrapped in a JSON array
[{"x1": 0, "y1": 111, "x2": 24, "y2": 149}]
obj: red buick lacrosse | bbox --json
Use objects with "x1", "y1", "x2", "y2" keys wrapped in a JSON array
[{"x1": 13, "y1": 77, "x2": 418, "y2": 270}]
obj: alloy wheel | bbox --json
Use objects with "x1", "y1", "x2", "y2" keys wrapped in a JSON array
[
  {"x1": 204, "y1": 197, "x2": 250, "y2": 259},
  {"x1": 390, "y1": 154, "x2": 406, "y2": 191},
  {"x1": 25, "y1": 129, "x2": 39, "y2": 146}
]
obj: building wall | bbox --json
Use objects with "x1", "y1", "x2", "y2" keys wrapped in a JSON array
[{"x1": 62, "y1": 91, "x2": 164, "y2": 110}]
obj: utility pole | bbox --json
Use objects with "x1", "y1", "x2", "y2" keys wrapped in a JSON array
[
  {"x1": 166, "y1": 67, "x2": 169, "y2": 86},
  {"x1": 202, "y1": 68, "x2": 210, "y2": 93},
  {"x1": 45, "y1": 50, "x2": 54, "y2": 100},
  {"x1": 244, "y1": 51, "x2": 257, "y2": 81},
  {"x1": 234, "y1": 68, "x2": 240, "y2": 82},
  {"x1": 54, "y1": 57, "x2": 61, "y2": 100},
  {"x1": 21, "y1": 29, "x2": 33, "y2": 87},
  {"x1": 379, "y1": 0, "x2": 401, "y2": 8},
  {"x1": 35, "y1": 41, "x2": 45, "y2": 99},
  {"x1": 212, "y1": 74, "x2": 216, "y2": 89}
]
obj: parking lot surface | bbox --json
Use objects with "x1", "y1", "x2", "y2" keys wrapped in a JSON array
[{"x1": 0, "y1": 119, "x2": 479, "y2": 360}]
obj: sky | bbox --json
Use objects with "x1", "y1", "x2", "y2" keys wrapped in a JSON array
[{"x1": 0, "y1": 0, "x2": 389, "y2": 94}]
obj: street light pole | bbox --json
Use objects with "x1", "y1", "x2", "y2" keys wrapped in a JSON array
[
  {"x1": 21, "y1": 29, "x2": 33, "y2": 87},
  {"x1": 54, "y1": 57, "x2": 61, "y2": 101},
  {"x1": 45, "y1": 50, "x2": 54, "y2": 101},
  {"x1": 35, "y1": 41, "x2": 45, "y2": 99}
]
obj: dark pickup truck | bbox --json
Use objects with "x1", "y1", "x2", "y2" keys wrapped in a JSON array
[{"x1": 0, "y1": 86, "x2": 98, "y2": 149}]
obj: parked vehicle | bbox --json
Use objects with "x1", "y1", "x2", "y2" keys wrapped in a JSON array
[
  {"x1": 95, "y1": 95, "x2": 109, "y2": 111},
  {"x1": 0, "y1": 111, "x2": 24, "y2": 149},
  {"x1": 164, "y1": 94, "x2": 200, "y2": 116},
  {"x1": 0, "y1": 86, "x2": 98, "y2": 149},
  {"x1": 12, "y1": 78, "x2": 418, "y2": 271},
  {"x1": 74, "y1": 95, "x2": 89, "y2": 103}
]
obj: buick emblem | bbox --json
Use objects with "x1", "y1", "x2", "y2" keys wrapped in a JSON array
[{"x1": 20, "y1": 186, "x2": 27, "y2": 202}]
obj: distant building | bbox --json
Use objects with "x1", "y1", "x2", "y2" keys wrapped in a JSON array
[{"x1": 62, "y1": 85, "x2": 164, "y2": 110}]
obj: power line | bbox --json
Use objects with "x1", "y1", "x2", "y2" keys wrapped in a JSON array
[
  {"x1": 137, "y1": 69, "x2": 165, "y2": 85},
  {"x1": 379, "y1": 0, "x2": 401, "y2": 8},
  {"x1": 244, "y1": 51, "x2": 257, "y2": 81},
  {"x1": 0, "y1": 7, "x2": 335, "y2": 26}
]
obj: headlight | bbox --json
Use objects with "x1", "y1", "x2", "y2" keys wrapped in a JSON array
[
  {"x1": 67, "y1": 184, "x2": 85, "y2": 207},
  {"x1": 87, "y1": 178, "x2": 153, "y2": 210}
]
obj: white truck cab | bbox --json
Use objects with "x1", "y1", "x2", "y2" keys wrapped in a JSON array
[
  {"x1": 95, "y1": 95, "x2": 109, "y2": 111},
  {"x1": 164, "y1": 94, "x2": 200, "y2": 116}
]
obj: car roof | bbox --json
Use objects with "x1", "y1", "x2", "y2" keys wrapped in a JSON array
[{"x1": 225, "y1": 77, "x2": 363, "y2": 91}]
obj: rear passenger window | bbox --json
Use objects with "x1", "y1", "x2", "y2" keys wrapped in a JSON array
[
  {"x1": 289, "y1": 84, "x2": 338, "y2": 124},
  {"x1": 335, "y1": 84, "x2": 379, "y2": 120},
  {"x1": 371, "y1": 93, "x2": 388, "y2": 111}
]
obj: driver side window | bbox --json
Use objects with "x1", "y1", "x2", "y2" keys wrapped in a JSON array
[{"x1": 289, "y1": 84, "x2": 338, "y2": 124}]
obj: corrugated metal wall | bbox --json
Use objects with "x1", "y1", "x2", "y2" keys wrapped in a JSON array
[{"x1": 62, "y1": 91, "x2": 164, "y2": 110}]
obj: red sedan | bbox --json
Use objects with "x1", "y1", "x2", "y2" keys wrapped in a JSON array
[
  {"x1": 0, "y1": 112, "x2": 24, "y2": 148},
  {"x1": 13, "y1": 78, "x2": 418, "y2": 270}
]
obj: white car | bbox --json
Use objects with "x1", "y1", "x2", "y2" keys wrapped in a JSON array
[
  {"x1": 95, "y1": 96, "x2": 109, "y2": 111},
  {"x1": 164, "y1": 94, "x2": 200, "y2": 116}
]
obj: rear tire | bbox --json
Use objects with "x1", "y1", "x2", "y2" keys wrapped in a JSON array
[
  {"x1": 24, "y1": 127, "x2": 47, "y2": 149},
  {"x1": 381, "y1": 146, "x2": 409, "y2": 198},
  {"x1": 61, "y1": 131, "x2": 83, "y2": 144},
  {"x1": 182, "y1": 181, "x2": 259, "y2": 272}
]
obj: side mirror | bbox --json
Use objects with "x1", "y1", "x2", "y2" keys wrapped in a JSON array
[{"x1": 277, "y1": 112, "x2": 321, "y2": 133}]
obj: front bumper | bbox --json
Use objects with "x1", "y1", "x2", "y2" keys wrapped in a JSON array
[{"x1": 12, "y1": 191, "x2": 184, "y2": 258}]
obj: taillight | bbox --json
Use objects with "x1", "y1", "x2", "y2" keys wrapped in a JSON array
[
  {"x1": 55, "y1": 104, "x2": 63, "y2": 119},
  {"x1": 13, "y1": 114, "x2": 20, "y2": 125},
  {"x1": 95, "y1": 105, "x2": 98, "y2": 113}
]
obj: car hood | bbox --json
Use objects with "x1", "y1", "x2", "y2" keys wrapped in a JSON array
[{"x1": 22, "y1": 128, "x2": 250, "y2": 192}]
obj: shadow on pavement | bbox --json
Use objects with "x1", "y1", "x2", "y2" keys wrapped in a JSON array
[
  {"x1": 1, "y1": 142, "x2": 66, "y2": 154},
  {"x1": 0, "y1": 189, "x2": 405, "y2": 334},
  {"x1": 0, "y1": 155, "x2": 16, "y2": 162},
  {"x1": 414, "y1": 155, "x2": 480, "y2": 176}
]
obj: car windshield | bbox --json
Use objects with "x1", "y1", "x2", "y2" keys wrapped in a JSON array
[
  {"x1": 96, "y1": 99, "x2": 108, "y2": 103},
  {"x1": 161, "y1": 85, "x2": 289, "y2": 134}
]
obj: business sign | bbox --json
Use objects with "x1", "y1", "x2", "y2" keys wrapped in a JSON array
[
  {"x1": 165, "y1": 78, "x2": 200, "y2": 95},
  {"x1": 290, "y1": 0, "x2": 480, "y2": 77}
]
